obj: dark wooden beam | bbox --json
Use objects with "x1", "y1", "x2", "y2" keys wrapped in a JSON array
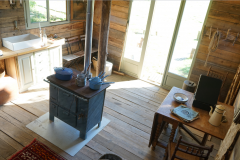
[{"x1": 97, "y1": 0, "x2": 112, "y2": 77}]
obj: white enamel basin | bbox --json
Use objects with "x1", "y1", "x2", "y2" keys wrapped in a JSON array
[{"x1": 2, "y1": 34, "x2": 41, "y2": 51}]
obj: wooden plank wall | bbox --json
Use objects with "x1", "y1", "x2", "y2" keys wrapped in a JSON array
[
  {"x1": 0, "y1": 0, "x2": 85, "y2": 56},
  {"x1": 0, "y1": 60, "x2": 4, "y2": 71},
  {"x1": 189, "y1": 0, "x2": 240, "y2": 102},
  {"x1": 93, "y1": 0, "x2": 129, "y2": 71}
]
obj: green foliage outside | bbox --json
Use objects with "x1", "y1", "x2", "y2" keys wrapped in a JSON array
[{"x1": 29, "y1": 0, "x2": 66, "y2": 23}]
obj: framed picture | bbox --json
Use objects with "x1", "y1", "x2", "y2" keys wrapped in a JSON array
[{"x1": 71, "y1": 0, "x2": 87, "y2": 21}]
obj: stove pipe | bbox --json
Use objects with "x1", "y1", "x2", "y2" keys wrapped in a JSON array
[{"x1": 84, "y1": 0, "x2": 95, "y2": 78}]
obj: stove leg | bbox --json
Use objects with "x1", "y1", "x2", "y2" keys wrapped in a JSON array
[
  {"x1": 80, "y1": 132, "x2": 87, "y2": 140},
  {"x1": 98, "y1": 122, "x2": 101, "y2": 128},
  {"x1": 49, "y1": 114, "x2": 54, "y2": 122}
]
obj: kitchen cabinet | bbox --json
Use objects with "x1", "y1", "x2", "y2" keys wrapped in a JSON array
[
  {"x1": 49, "y1": 46, "x2": 62, "y2": 74},
  {"x1": 17, "y1": 46, "x2": 62, "y2": 92},
  {"x1": 33, "y1": 49, "x2": 50, "y2": 84},
  {"x1": 17, "y1": 53, "x2": 35, "y2": 92}
]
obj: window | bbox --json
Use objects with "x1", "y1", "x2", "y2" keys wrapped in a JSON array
[{"x1": 24, "y1": 0, "x2": 70, "y2": 29}]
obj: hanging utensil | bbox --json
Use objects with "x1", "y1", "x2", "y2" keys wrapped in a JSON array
[
  {"x1": 102, "y1": 82, "x2": 115, "y2": 85},
  {"x1": 101, "y1": 75, "x2": 109, "y2": 81},
  {"x1": 209, "y1": 26, "x2": 212, "y2": 39},
  {"x1": 84, "y1": 62, "x2": 92, "y2": 77},
  {"x1": 233, "y1": 32, "x2": 239, "y2": 46},
  {"x1": 225, "y1": 28, "x2": 231, "y2": 41},
  {"x1": 99, "y1": 72, "x2": 106, "y2": 79},
  {"x1": 98, "y1": 71, "x2": 103, "y2": 77}
]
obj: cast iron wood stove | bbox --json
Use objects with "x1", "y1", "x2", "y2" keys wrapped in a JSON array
[{"x1": 46, "y1": 69, "x2": 110, "y2": 140}]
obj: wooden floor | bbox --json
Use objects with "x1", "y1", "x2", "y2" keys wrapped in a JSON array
[{"x1": 0, "y1": 68, "x2": 221, "y2": 160}]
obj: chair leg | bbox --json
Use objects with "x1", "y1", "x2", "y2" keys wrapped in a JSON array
[
  {"x1": 164, "y1": 122, "x2": 169, "y2": 129},
  {"x1": 164, "y1": 148, "x2": 168, "y2": 160},
  {"x1": 71, "y1": 59, "x2": 78, "y2": 68},
  {"x1": 75, "y1": 58, "x2": 83, "y2": 71},
  {"x1": 76, "y1": 58, "x2": 82, "y2": 71},
  {"x1": 68, "y1": 59, "x2": 76, "y2": 68},
  {"x1": 63, "y1": 62, "x2": 66, "y2": 67}
]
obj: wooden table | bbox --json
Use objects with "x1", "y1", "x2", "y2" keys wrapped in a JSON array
[{"x1": 148, "y1": 87, "x2": 234, "y2": 150}]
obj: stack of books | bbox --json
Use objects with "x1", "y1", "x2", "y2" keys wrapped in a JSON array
[{"x1": 171, "y1": 105, "x2": 199, "y2": 122}]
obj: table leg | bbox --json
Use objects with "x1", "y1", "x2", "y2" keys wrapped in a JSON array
[
  {"x1": 80, "y1": 131, "x2": 87, "y2": 140},
  {"x1": 164, "y1": 122, "x2": 178, "y2": 157},
  {"x1": 169, "y1": 123, "x2": 178, "y2": 142},
  {"x1": 152, "y1": 121, "x2": 166, "y2": 150}
]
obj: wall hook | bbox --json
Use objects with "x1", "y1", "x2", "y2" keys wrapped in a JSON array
[
  {"x1": 9, "y1": 0, "x2": 16, "y2": 9},
  {"x1": 225, "y1": 28, "x2": 231, "y2": 40},
  {"x1": 209, "y1": 26, "x2": 212, "y2": 39},
  {"x1": 233, "y1": 32, "x2": 239, "y2": 46}
]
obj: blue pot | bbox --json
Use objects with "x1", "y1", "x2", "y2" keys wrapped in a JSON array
[
  {"x1": 54, "y1": 67, "x2": 73, "y2": 81},
  {"x1": 89, "y1": 78, "x2": 102, "y2": 90},
  {"x1": 89, "y1": 83, "x2": 102, "y2": 90}
]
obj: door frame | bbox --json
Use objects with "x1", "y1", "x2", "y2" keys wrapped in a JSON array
[
  {"x1": 161, "y1": 0, "x2": 186, "y2": 90},
  {"x1": 120, "y1": 0, "x2": 155, "y2": 78},
  {"x1": 161, "y1": 0, "x2": 213, "y2": 90}
]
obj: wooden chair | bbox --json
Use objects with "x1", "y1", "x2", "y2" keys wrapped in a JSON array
[
  {"x1": 80, "y1": 35, "x2": 85, "y2": 50},
  {"x1": 62, "y1": 36, "x2": 84, "y2": 69},
  {"x1": 165, "y1": 136, "x2": 213, "y2": 160},
  {"x1": 79, "y1": 34, "x2": 98, "y2": 54},
  {"x1": 207, "y1": 66, "x2": 229, "y2": 100},
  {"x1": 224, "y1": 131, "x2": 240, "y2": 160}
]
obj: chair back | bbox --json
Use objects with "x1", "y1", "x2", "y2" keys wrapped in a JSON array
[
  {"x1": 171, "y1": 136, "x2": 213, "y2": 160},
  {"x1": 80, "y1": 34, "x2": 85, "y2": 50},
  {"x1": 65, "y1": 36, "x2": 82, "y2": 55},
  {"x1": 207, "y1": 66, "x2": 228, "y2": 89}
]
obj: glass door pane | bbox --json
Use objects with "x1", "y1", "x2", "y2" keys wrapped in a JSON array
[
  {"x1": 141, "y1": 1, "x2": 181, "y2": 85},
  {"x1": 168, "y1": 0, "x2": 210, "y2": 78},
  {"x1": 123, "y1": 0, "x2": 151, "y2": 62}
]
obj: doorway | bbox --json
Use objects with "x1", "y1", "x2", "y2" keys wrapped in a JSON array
[
  {"x1": 162, "y1": 0, "x2": 210, "y2": 89},
  {"x1": 121, "y1": 0, "x2": 211, "y2": 88},
  {"x1": 141, "y1": 1, "x2": 181, "y2": 85},
  {"x1": 120, "y1": 0, "x2": 152, "y2": 78}
]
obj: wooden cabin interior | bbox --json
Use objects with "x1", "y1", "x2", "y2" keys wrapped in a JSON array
[{"x1": 0, "y1": 0, "x2": 240, "y2": 160}]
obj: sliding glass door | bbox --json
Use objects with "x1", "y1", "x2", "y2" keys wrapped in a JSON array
[
  {"x1": 162, "y1": 0, "x2": 211, "y2": 89},
  {"x1": 120, "y1": 0, "x2": 152, "y2": 78},
  {"x1": 121, "y1": 0, "x2": 211, "y2": 88},
  {"x1": 140, "y1": 1, "x2": 181, "y2": 85}
]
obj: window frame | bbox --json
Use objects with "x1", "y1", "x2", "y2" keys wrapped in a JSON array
[{"x1": 24, "y1": 0, "x2": 70, "y2": 29}]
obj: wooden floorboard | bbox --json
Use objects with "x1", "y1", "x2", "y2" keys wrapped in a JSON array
[
  {"x1": 0, "y1": 138, "x2": 16, "y2": 159},
  {"x1": 0, "y1": 69, "x2": 222, "y2": 160},
  {"x1": 0, "y1": 131, "x2": 24, "y2": 151}
]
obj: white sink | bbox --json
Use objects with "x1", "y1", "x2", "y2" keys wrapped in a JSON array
[{"x1": 2, "y1": 34, "x2": 41, "y2": 51}]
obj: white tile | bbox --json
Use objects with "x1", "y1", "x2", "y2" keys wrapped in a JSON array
[{"x1": 27, "y1": 112, "x2": 110, "y2": 156}]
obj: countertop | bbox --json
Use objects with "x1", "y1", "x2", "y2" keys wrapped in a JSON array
[{"x1": 0, "y1": 38, "x2": 65, "y2": 60}]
